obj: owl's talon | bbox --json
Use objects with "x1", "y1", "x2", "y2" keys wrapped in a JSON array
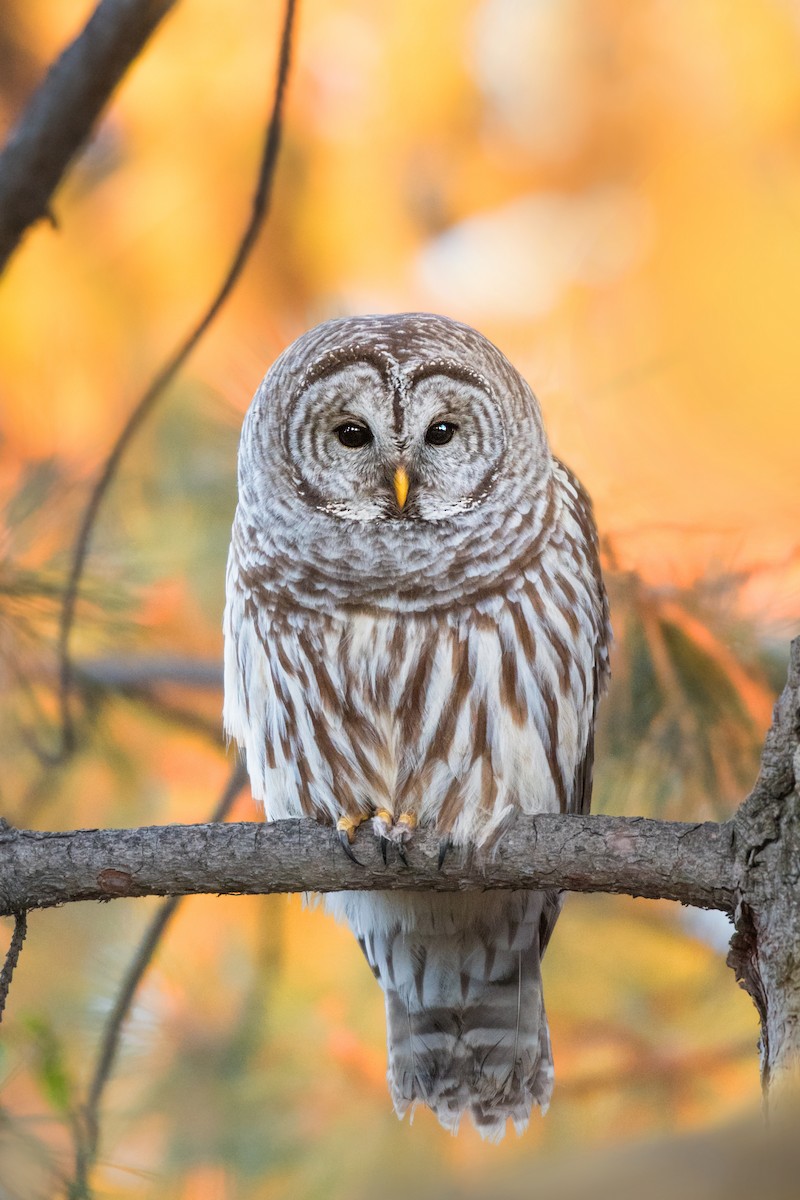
[
  {"x1": 371, "y1": 809, "x2": 417, "y2": 860},
  {"x1": 438, "y1": 838, "x2": 453, "y2": 870},
  {"x1": 338, "y1": 828, "x2": 363, "y2": 866},
  {"x1": 372, "y1": 808, "x2": 395, "y2": 855},
  {"x1": 336, "y1": 815, "x2": 365, "y2": 865}
]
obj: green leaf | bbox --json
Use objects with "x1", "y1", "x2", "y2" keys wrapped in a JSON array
[{"x1": 22, "y1": 1015, "x2": 75, "y2": 1116}]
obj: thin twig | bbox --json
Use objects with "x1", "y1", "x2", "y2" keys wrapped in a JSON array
[
  {"x1": 0, "y1": 911, "x2": 29, "y2": 1024},
  {"x1": 0, "y1": 0, "x2": 179, "y2": 273},
  {"x1": 76, "y1": 655, "x2": 223, "y2": 690},
  {"x1": 53, "y1": 0, "x2": 298, "y2": 759},
  {"x1": 71, "y1": 762, "x2": 247, "y2": 1198}
]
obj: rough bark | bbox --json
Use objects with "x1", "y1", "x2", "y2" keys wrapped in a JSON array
[
  {"x1": 0, "y1": 813, "x2": 737, "y2": 916},
  {"x1": 0, "y1": 0, "x2": 179, "y2": 274},
  {"x1": 728, "y1": 637, "x2": 800, "y2": 1099}
]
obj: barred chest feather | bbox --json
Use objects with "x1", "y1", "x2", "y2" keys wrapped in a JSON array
[{"x1": 223, "y1": 540, "x2": 602, "y2": 848}]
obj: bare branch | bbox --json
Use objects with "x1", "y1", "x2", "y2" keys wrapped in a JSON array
[
  {"x1": 0, "y1": 813, "x2": 738, "y2": 918},
  {"x1": 0, "y1": 910, "x2": 28, "y2": 1024},
  {"x1": 0, "y1": 0, "x2": 179, "y2": 273},
  {"x1": 76, "y1": 655, "x2": 223, "y2": 690},
  {"x1": 53, "y1": 0, "x2": 298, "y2": 759}
]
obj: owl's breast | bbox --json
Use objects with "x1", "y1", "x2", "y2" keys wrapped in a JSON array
[{"x1": 224, "y1": 569, "x2": 601, "y2": 844}]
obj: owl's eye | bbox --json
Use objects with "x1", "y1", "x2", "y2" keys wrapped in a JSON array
[
  {"x1": 334, "y1": 422, "x2": 373, "y2": 449},
  {"x1": 425, "y1": 421, "x2": 458, "y2": 446}
]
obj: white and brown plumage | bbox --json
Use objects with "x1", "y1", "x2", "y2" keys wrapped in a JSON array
[{"x1": 223, "y1": 313, "x2": 610, "y2": 1139}]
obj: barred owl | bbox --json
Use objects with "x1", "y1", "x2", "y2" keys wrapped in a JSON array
[{"x1": 223, "y1": 313, "x2": 610, "y2": 1139}]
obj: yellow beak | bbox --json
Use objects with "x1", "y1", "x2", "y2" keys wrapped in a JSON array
[{"x1": 394, "y1": 466, "x2": 409, "y2": 510}]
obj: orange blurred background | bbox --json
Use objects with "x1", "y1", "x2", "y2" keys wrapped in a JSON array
[{"x1": 1, "y1": 1, "x2": 798, "y2": 1197}]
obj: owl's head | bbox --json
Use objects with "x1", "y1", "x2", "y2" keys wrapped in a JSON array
[
  {"x1": 241, "y1": 313, "x2": 551, "y2": 527},
  {"x1": 235, "y1": 314, "x2": 554, "y2": 609}
]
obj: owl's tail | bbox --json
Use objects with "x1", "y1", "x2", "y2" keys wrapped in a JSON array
[{"x1": 340, "y1": 889, "x2": 559, "y2": 1141}]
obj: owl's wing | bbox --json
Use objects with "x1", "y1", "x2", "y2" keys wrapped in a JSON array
[
  {"x1": 538, "y1": 659, "x2": 601, "y2": 957},
  {"x1": 572, "y1": 653, "x2": 603, "y2": 817},
  {"x1": 556, "y1": 458, "x2": 611, "y2": 821},
  {"x1": 541, "y1": 459, "x2": 611, "y2": 951}
]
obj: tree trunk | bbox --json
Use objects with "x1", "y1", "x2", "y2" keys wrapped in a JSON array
[{"x1": 729, "y1": 636, "x2": 800, "y2": 1102}]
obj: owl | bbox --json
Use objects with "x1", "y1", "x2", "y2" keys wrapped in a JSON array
[{"x1": 223, "y1": 313, "x2": 610, "y2": 1140}]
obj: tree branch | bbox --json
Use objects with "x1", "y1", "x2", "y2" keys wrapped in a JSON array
[
  {"x1": 76, "y1": 655, "x2": 223, "y2": 690},
  {"x1": 0, "y1": 910, "x2": 28, "y2": 1024},
  {"x1": 0, "y1": 813, "x2": 738, "y2": 918},
  {"x1": 0, "y1": 0, "x2": 179, "y2": 274},
  {"x1": 53, "y1": 0, "x2": 297, "y2": 759}
]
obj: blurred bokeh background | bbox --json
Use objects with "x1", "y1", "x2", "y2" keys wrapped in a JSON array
[{"x1": 1, "y1": 0, "x2": 799, "y2": 1196}]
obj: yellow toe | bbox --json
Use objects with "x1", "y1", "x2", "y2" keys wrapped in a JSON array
[{"x1": 336, "y1": 814, "x2": 362, "y2": 843}]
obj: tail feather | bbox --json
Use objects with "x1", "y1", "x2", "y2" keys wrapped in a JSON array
[{"x1": 335, "y1": 888, "x2": 559, "y2": 1140}]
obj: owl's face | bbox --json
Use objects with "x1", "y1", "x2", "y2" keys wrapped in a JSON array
[
  {"x1": 286, "y1": 357, "x2": 506, "y2": 523},
  {"x1": 237, "y1": 314, "x2": 553, "y2": 609}
]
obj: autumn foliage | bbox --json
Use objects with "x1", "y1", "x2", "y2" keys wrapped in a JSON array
[{"x1": 0, "y1": 2, "x2": 798, "y2": 1197}]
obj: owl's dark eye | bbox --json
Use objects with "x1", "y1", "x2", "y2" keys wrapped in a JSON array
[
  {"x1": 425, "y1": 421, "x2": 458, "y2": 447},
  {"x1": 334, "y1": 422, "x2": 373, "y2": 449}
]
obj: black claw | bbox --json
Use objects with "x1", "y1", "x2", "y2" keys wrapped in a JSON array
[
  {"x1": 438, "y1": 838, "x2": 453, "y2": 870},
  {"x1": 338, "y1": 829, "x2": 363, "y2": 866},
  {"x1": 396, "y1": 841, "x2": 409, "y2": 867},
  {"x1": 380, "y1": 836, "x2": 390, "y2": 866}
]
